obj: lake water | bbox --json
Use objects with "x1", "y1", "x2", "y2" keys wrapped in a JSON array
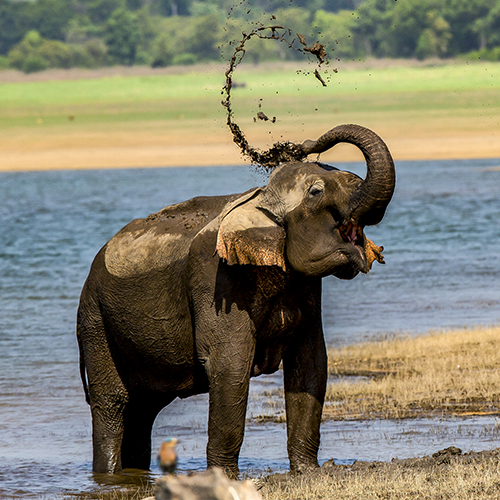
[{"x1": 1, "y1": 159, "x2": 500, "y2": 498}]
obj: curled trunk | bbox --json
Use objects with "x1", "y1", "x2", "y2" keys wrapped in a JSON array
[{"x1": 301, "y1": 124, "x2": 396, "y2": 226}]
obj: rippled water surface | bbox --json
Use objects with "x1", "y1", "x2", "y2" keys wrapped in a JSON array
[{"x1": 1, "y1": 159, "x2": 500, "y2": 498}]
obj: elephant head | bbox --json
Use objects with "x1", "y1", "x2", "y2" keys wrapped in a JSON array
[{"x1": 217, "y1": 124, "x2": 395, "y2": 279}]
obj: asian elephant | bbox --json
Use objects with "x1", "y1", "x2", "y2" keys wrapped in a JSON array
[{"x1": 77, "y1": 124, "x2": 395, "y2": 477}]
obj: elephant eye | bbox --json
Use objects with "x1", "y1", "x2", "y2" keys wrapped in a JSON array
[{"x1": 308, "y1": 184, "x2": 324, "y2": 198}]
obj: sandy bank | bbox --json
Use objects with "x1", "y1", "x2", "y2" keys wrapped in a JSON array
[{"x1": 2, "y1": 120, "x2": 499, "y2": 172}]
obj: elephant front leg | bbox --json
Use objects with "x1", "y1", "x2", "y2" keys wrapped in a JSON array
[
  {"x1": 283, "y1": 316, "x2": 327, "y2": 473},
  {"x1": 204, "y1": 340, "x2": 255, "y2": 478}
]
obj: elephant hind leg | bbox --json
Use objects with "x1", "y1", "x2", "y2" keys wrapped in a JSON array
[
  {"x1": 91, "y1": 391, "x2": 128, "y2": 473},
  {"x1": 79, "y1": 311, "x2": 129, "y2": 474},
  {"x1": 87, "y1": 368, "x2": 129, "y2": 473},
  {"x1": 121, "y1": 394, "x2": 173, "y2": 471}
]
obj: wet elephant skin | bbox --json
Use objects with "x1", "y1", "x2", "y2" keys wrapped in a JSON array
[{"x1": 77, "y1": 124, "x2": 395, "y2": 477}]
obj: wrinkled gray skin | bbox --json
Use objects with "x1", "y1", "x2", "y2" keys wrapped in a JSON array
[{"x1": 77, "y1": 124, "x2": 395, "y2": 477}]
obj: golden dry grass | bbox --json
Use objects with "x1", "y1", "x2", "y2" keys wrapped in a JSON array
[
  {"x1": 66, "y1": 487, "x2": 153, "y2": 500},
  {"x1": 260, "y1": 450, "x2": 500, "y2": 500},
  {"x1": 325, "y1": 326, "x2": 500, "y2": 420}
]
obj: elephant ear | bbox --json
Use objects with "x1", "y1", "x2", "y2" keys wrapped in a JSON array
[{"x1": 216, "y1": 188, "x2": 287, "y2": 270}]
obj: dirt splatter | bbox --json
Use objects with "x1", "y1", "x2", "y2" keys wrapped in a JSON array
[
  {"x1": 297, "y1": 34, "x2": 328, "y2": 64},
  {"x1": 225, "y1": 117, "x2": 307, "y2": 170},
  {"x1": 314, "y1": 69, "x2": 327, "y2": 87},
  {"x1": 222, "y1": 25, "x2": 331, "y2": 169},
  {"x1": 255, "y1": 111, "x2": 276, "y2": 123}
]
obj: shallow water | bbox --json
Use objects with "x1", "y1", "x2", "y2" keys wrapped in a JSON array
[{"x1": 1, "y1": 159, "x2": 500, "y2": 498}]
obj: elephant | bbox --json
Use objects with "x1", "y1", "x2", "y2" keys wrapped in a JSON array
[{"x1": 77, "y1": 123, "x2": 395, "y2": 477}]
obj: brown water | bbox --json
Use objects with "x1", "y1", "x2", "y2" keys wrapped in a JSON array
[{"x1": 1, "y1": 161, "x2": 500, "y2": 497}]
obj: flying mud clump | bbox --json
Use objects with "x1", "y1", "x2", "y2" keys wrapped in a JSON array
[{"x1": 221, "y1": 25, "x2": 333, "y2": 170}]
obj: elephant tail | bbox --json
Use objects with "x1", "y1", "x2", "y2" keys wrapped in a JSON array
[{"x1": 76, "y1": 319, "x2": 91, "y2": 405}]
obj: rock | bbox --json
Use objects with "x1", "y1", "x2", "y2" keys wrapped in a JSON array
[
  {"x1": 153, "y1": 468, "x2": 263, "y2": 500},
  {"x1": 432, "y1": 446, "x2": 462, "y2": 458},
  {"x1": 432, "y1": 446, "x2": 463, "y2": 464}
]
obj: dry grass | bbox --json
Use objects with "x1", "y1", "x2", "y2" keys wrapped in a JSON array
[
  {"x1": 325, "y1": 326, "x2": 500, "y2": 420},
  {"x1": 65, "y1": 485, "x2": 154, "y2": 500},
  {"x1": 65, "y1": 450, "x2": 500, "y2": 500},
  {"x1": 260, "y1": 449, "x2": 500, "y2": 500}
]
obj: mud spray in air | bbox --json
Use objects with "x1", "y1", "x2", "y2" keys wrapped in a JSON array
[{"x1": 221, "y1": 19, "x2": 337, "y2": 170}]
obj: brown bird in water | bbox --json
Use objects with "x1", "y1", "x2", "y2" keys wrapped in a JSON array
[{"x1": 157, "y1": 438, "x2": 178, "y2": 474}]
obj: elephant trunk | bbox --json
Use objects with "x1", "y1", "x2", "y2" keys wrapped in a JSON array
[{"x1": 301, "y1": 124, "x2": 395, "y2": 226}]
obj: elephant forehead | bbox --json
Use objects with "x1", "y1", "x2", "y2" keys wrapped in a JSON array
[
  {"x1": 265, "y1": 171, "x2": 309, "y2": 212},
  {"x1": 104, "y1": 229, "x2": 189, "y2": 278},
  {"x1": 266, "y1": 169, "x2": 359, "y2": 213}
]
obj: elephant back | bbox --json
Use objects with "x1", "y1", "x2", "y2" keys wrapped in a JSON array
[{"x1": 103, "y1": 193, "x2": 243, "y2": 279}]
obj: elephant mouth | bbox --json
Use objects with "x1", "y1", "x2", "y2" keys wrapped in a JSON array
[
  {"x1": 338, "y1": 219, "x2": 362, "y2": 245},
  {"x1": 334, "y1": 219, "x2": 369, "y2": 278}
]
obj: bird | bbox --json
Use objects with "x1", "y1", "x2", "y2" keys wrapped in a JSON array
[{"x1": 157, "y1": 437, "x2": 178, "y2": 474}]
